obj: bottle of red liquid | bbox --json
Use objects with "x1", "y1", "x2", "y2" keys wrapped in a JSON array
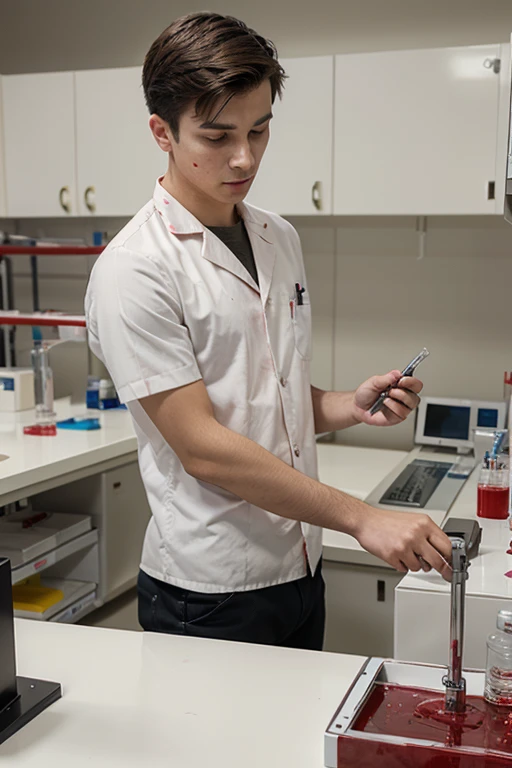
[{"x1": 477, "y1": 455, "x2": 510, "y2": 520}]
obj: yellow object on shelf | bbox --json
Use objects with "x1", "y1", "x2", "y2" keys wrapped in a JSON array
[{"x1": 12, "y1": 576, "x2": 64, "y2": 614}]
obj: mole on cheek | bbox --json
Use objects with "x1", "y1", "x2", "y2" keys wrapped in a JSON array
[{"x1": 193, "y1": 163, "x2": 198, "y2": 168}]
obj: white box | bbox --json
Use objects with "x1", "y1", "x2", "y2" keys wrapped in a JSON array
[{"x1": 0, "y1": 367, "x2": 34, "y2": 411}]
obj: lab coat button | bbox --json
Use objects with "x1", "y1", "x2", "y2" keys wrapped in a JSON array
[
  {"x1": 280, "y1": 376, "x2": 287, "y2": 387},
  {"x1": 294, "y1": 445, "x2": 300, "y2": 457}
]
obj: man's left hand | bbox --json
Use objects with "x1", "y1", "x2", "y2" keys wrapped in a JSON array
[{"x1": 352, "y1": 370, "x2": 423, "y2": 427}]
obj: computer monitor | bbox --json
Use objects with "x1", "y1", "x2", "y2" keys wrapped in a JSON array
[{"x1": 415, "y1": 397, "x2": 506, "y2": 452}]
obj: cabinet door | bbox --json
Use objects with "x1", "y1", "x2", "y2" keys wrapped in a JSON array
[
  {"x1": 75, "y1": 67, "x2": 165, "y2": 217},
  {"x1": 323, "y1": 560, "x2": 403, "y2": 656},
  {"x1": 247, "y1": 56, "x2": 334, "y2": 215},
  {"x1": 3, "y1": 72, "x2": 77, "y2": 217},
  {"x1": 334, "y1": 45, "x2": 501, "y2": 215}
]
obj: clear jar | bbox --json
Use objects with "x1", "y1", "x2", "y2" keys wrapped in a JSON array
[
  {"x1": 484, "y1": 609, "x2": 512, "y2": 705},
  {"x1": 31, "y1": 345, "x2": 55, "y2": 423}
]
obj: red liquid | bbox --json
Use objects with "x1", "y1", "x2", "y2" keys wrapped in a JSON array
[
  {"x1": 477, "y1": 485, "x2": 509, "y2": 520},
  {"x1": 336, "y1": 683, "x2": 512, "y2": 767}
]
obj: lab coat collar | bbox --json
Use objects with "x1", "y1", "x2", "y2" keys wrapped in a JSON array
[
  {"x1": 153, "y1": 178, "x2": 273, "y2": 242},
  {"x1": 153, "y1": 179, "x2": 276, "y2": 302}
]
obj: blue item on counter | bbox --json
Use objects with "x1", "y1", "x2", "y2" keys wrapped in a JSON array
[{"x1": 56, "y1": 417, "x2": 101, "y2": 431}]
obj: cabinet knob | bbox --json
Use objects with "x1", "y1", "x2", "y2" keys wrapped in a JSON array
[
  {"x1": 84, "y1": 186, "x2": 96, "y2": 214},
  {"x1": 312, "y1": 181, "x2": 322, "y2": 211},
  {"x1": 58, "y1": 186, "x2": 71, "y2": 214}
]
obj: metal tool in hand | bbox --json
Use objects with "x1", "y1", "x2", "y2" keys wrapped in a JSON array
[
  {"x1": 369, "y1": 348, "x2": 430, "y2": 416},
  {"x1": 442, "y1": 537, "x2": 470, "y2": 714}
]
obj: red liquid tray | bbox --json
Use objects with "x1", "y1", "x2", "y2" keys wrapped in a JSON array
[{"x1": 325, "y1": 658, "x2": 512, "y2": 768}]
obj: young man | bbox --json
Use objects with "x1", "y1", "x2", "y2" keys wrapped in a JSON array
[{"x1": 85, "y1": 12, "x2": 452, "y2": 651}]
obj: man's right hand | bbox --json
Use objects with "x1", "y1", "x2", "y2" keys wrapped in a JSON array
[{"x1": 353, "y1": 507, "x2": 453, "y2": 581}]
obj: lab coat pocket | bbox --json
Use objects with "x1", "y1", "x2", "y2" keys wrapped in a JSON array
[{"x1": 292, "y1": 296, "x2": 312, "y2": 361}]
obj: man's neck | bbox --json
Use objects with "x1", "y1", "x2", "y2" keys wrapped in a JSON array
[{"x1": 160, "y1": 170, "x2": 239, "y2": 227}]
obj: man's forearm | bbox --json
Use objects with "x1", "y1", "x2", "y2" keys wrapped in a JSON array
[
  {"x1": 189, "y1": 417, "x2": 367, "y2": 536},
  {"x1": 310, "y1": 385, "x2": 362, "y2": 433}
]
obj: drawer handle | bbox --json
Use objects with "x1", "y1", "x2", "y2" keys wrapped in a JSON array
[
  {"x1": 84, "y1": 186, "x2": 96, "y2": 213},
  {"x1": 59, "y1": 186, "x2": 71, "y2": 214},
  {"x1": 312, "y1": 181, "x2": 322, "y2": 211}
]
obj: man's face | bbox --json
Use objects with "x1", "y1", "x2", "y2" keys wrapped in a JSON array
[{"x1": 165, "y1": 80, "x2": 273, "y2": 209}]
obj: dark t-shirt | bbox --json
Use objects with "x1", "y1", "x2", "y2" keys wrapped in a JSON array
[{"x1": 207, "y1": 219, "x2": 259, "y2": 286}]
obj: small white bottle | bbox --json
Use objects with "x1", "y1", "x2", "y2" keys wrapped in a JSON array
[{"x1": 484, "y1": 609, "x2": 512, "y2": 706}]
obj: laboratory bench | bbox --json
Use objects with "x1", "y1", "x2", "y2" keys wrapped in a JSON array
[
  {"x1": 1, "y1": 398, "x2": 506, "y2": 666},
  {"x1": 6, "y1": 617, "x2": 365, "y2": 768}
]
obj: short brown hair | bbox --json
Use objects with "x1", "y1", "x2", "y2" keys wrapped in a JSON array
[{"x1": 142, "y1": 12, "x2": 286, "y2": 140}]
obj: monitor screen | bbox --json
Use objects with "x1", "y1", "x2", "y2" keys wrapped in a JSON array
[
  {"x1": 477, "y1": 408, "x2": 498, "y2": 428},
  {"x1": 424, "y1": 404, "x2": 471, "y2": 441}
]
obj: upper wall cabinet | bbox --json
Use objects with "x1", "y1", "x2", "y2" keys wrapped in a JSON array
[
  {"x1": 75, "y1": 67, "x2": 164, "y2": 216},
  {"x1": 2, "y1": 68, "x2": 165, "y2": 218},
  {"x1": 247, "y1": 56, "x2": 334, "y2": 215},
  {"x1": 3, "y1": 72, "x2": 77, "y2": 217},
  {"x1": 334, "y1": 44, "x2": 505, "y2": 215}
]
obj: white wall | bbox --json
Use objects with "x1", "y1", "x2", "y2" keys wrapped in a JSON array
[
  {"x1": 2, "y1": 1, "x2": 512, "y2": 448},
  {"x1": 1, "y1": 0, "x2": 512, "y2": 74},
  {"x1": 296, "y1": 216, "x2": 512, "y2": 450}
]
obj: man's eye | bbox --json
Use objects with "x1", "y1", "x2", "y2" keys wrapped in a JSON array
[
  {"x1": 250, "y1": 130, "x2": 265, "y2": 137},
  {"x1": 206, "y1": 134, "x2": 227, "y2": 143}
]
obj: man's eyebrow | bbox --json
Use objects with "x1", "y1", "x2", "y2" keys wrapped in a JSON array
[{"x1": 199, "y1": 112, "x2": 273, "y2": 130}]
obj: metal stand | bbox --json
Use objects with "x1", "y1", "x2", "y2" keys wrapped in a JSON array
[
  {"x1": 0, "y1": 558, "x2": 61, "y2": 745},
  {"x1": 442, "y1": 537, "x2": 470, "y2": 714}
]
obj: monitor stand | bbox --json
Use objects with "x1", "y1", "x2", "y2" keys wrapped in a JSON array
[{"x1": 0, "y1": 557, "x2": 61, "y2": 745}]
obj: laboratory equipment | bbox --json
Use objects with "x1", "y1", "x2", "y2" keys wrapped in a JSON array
[
  {"x1": 442, "y1": 518, "x2": 482, "y2": 560},
  {"x1": 477, "y1": 451, "x2": 509, "y2": 519},
  {"x1": 379, "y1": 458, "x2": 452, "y2": 507},
  {"x1": 31, "y1": 344, "x2": 55, "y2": 424},
  {"x1": 484, "y1": 610, "x2": 512, "y2": 706},
  {"x1": 0, "y1": 368, "x2": 34, "y2": 412},
  {"x1": 325, "y1": 538, "x2": 512, "y2": 767},
  {"x1": 0, "y1": 557, "x2": 61, "y2": 745},
  {"x1": 414, "y1": 396, "x2": 507, "y2": 454},
  {"x1": 369, "y1": 347, "x2": 430, "y2": 416}
]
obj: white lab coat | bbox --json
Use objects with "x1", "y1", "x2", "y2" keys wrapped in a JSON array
[{"x1": 85, "y1": 179, "x2": 322, "y2": 592}]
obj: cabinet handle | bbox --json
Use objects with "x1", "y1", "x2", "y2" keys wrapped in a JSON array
[
  {"x1": 58, "y1": 186, "x2": 71, "y2": 214},
  {"x1": 84, "y1": 186, "x2": 96, "y2": 213},
  {"x1": 311, "y1": 181, "x2": 322, "y2": 211}
]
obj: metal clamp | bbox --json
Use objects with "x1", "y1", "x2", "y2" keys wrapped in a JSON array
[{"x1": 443, "y1": 537, "x2": 470, "y2": 713}]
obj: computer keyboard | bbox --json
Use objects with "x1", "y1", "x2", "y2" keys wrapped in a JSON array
[{"x1": 379, "y1": 459, "x2": 454, "y2": 508}]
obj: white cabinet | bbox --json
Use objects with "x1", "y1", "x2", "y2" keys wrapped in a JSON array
[
  {"x1": 75, "y1": 67, "x2": 164, "y2": 216},
  {"x1": 3, "y1": 72, "x2": 77, "y2": 217},
  {"x1": 2, "y1": 68, "x2": 164, "y2": 218},
  {"x1": 323, "y1": 560, "x2": 403, "y2": 656},
  {"x1": 247, "y1": 56, "x2": 334, "y2": 215},
  {"x1": 334, "y1": 45, "x2": 503, "y2": 215}
]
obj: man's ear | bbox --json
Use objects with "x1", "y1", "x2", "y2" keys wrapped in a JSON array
[{"x1": 149, "y1": 114, "x2": 174, "y2": 153}]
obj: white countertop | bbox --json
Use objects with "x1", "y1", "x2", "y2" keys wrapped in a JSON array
[
  {"x1": 0, "y1": 399, "x2": 137, "y2": 502},
  {"x1": 4, "y1": 619, "x2": 365, "y2": 767}
]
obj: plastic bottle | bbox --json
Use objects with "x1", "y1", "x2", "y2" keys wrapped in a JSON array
[{"x1": 484, "y1": 609, "x2": 512, "y2": 705}]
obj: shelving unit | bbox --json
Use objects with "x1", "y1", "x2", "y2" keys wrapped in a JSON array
[{"x1": 10, "y1": 529, "x2": 99, "y2": 585}]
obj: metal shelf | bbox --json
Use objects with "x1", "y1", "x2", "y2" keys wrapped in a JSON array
[
  {"x1": 0, "y1": 246, "x2": 103, "y2": 256},
  {"x1": 11, "y1": 529, "x2": 99, "y2": 584}
]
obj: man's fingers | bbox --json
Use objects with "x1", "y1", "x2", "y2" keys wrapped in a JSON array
[
  {"x1": 418, "y1": 540, "x2": 453, "y2": 582},
  {"x1": 398, "y1": 376, "x2": 423, "y2": 394},
  {"x1": 383, "y1": 397, "x2": 412, "y2": 422},
  {"x1": 387, "y1": 387, "x2": 420, "y2": 411}
]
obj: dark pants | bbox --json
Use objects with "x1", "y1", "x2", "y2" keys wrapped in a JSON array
[{"x1": 137, "y1": 561, "x2": 325, "y2": 651}]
